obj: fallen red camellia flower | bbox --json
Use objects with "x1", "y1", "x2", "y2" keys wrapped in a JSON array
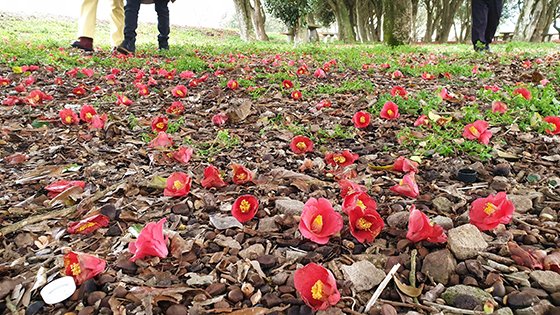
[
  {"x1": 116, "y1": 94, "x2": 133, "y2": 106},
  {"x1": 348, "y1": 206, "x2": 384, "y2": 243},
  {"x1": 231, "y1": 163, "x2": 253, "y2": 185},
  {"x1": 315, "y1": 99, "x2": 332, "y2": 110},
  {"x1": 491, "y1": 101, "x2": 507, "y2": 114},
  {"x1": 26, "y1": 90, "x2": 53, "y2": 106},
  {"x1": 0, "y1": 77, "x2": 10, "y2": 86},
  {"x1": 291, "y1": 90, "x2": 302, "y2": 100},
  {"x1": 59, "y1": 108, "x2": 79, "y2": 125},
  {"x1": 421, "y1": 72, "x2": 436, "y2": 80},
  {"x1": 543, "y1": 116, "x2": 560, "y2": 135},
  {"x1": 325, "y1": 150, "x2": 359, "y2": 168},
  {"x1": 393, "y1": 156, "x2": 419, "y2": 173},
  {"x1": 227, "y1": 79, "x2": 239, "y2": 90},
  {"x1": 406, "y1": 205, "x2": 447, "y2": 243},
  {"x1": 391, "y1": 70, "x2": 403, "y2": 79},
  {"x1": 231, "y1": 194, "x2": 259, "y2": 223},
  {"x1": 338, "y1": 179, "x2": 366, "y2": 198},
  {"x1": 151, "y1": 116, "x2": 169, "y2": 133},
  {"x1": 166, "y1": 101, "x2": 185, "y2": 116},
  {"x1": 463, "y1": 120, "x2": 492, "y2": 144},
  {"x1": 164, "y1": 172, "x2": 191, "y2": 197},
  {"x1": 413, "y1": 115, "x2": 429, "y2": 127},
  {"x1": 149, "y1": 132, "x2": 174, "y2": 148},
  {"x1": 282, "y1": 79, "x2": 294, "y2": 89},
  {"x1": 290, "y1": 135, "x2": 314, "y2": 155},
  {"x1": 64, "y1": 251, "x2": 106, "y2": 285},
  {"x1": 45, "y1": 180, "x2": 86, "y2": 198},
  {"x1": 67, "y1": 214, "x2": 110, "y2": 235},
  {"x1": 90, "y1": 114, "x2": 107, "y2": 130},
  {"x1": 172, "y1": 84, "x2": 188, "y2": 98},
  {"x1": 72, "y1": 86, "x2": 87, "y2": 96},
  {"x1": 172, "y1": 147, "x2": 193, "y2": 164},
  {"x1": 380, "y1": 101, "x2": 400, "y2": 120},
  {"x1": 314, "y1": 68, "x2": 326, "y2": 78},
  {"x1": 342, "y1": 191, "x2": 377, "y2": 214},
  {"x1": 299, "y1": 198, "x2": 343, "y2": 244},
  {"x1": 201, "y1": 165, "x2": 227, "y2": 188},
  {"x1": 513, "y1": 87, "x2": 531, "y2": 100},
  {"x1": 390, "y1": 172, "x2": 419, "y2": 198},
  {"x1": 390, "y1": 86, "x2": 408, "y2": 98},
  {"x1": 137, "y1": 84, "x2": 149, "y2": 96},
  {"x1": 129, "y1": 218, "x2": 169, "y2": 262},
  {"x1": 294, "y1": 263, "x2": 340, "y2": 311},
  {"x1": 212, "y1": 113, "x2": 228, "y2": 126},
  {"x1": 352, "y1": 111, "x2": 371, "y2": 129},
  {"x1": 79, "y1": 105, "x2": 97, "y2": 123},
  {"x1": 469, "y1": 192, "x2": 515, "y2": 231}
]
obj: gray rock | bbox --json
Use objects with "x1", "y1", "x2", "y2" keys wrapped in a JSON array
[
  {"x1": 209, "y1": 215, "x2": 243, "y2": 230},
  {"x1": 421, "y1": 249, "x2": 456, "y2": 285},
  {"x1": 506, "y1": 291, "x2": 539, "y2": 308},
  {"x1": 341, "y1": 260, "x2": 386, "y2": 292},
  {"x1": 214, "y1": 234, "x2": 241, "y2": 250},
  {"x1": 530, "y1": 270, "x2": 560, "y2": 293},
  {"x1": 442, "y1": 285, "x2": 493, "y2": 309},
  {"x1": 386, "y1": 211, "x2": 409, "y2": 229},
  {"x1": 514, "y1": 300, "x2": 553, "y2": 315},
  {"x1": 494, "y1": 307, "x2": 514, "y2": 315},
  {"x1": 432, "y1": 215, "x2": 454, "y2": 230},
  {"x1": 509, "y1": 195, "x2": 533, "y2": 213},
  {"x1": 238, "y1": 244, "x2": 265, "y2": 260},
  {"x1": 432, "y1": 196, "x2": 453, "y2": 212},
  {"x1": 448, "y1": 224, "x2": 488, "y2": 260},
  {"x1": 185, "y1": 273, "x2": 214, "y2": 286},
  {"x1": 275, "y1": 198, "x2": 304, "y2": 215},
  {"x1": 491, "y1": 176, "x2": 511, "y2": 191},
  {"x1": 539, "y1": 207, "x2": 557, "y2": 222},
  {"x1": 257, "y1": 216, "x2": 279, "y2": 233}
]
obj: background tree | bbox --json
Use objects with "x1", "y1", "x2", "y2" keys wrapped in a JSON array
[
  {"x1": 233, "y1": 0, "x2": 269, "y2": 41},
  {"x1": 326, "y1": 0, "x2": 357, "y2": 42},
  {"x1": 264, "y1": 0, "x2": 312, "y2": 42},
  {"x1": 514, "y1": 0, "x2": 560, "y2": 41},
  {"x1": 383, "y1": 0, "x2": 413, "y2": 45}
]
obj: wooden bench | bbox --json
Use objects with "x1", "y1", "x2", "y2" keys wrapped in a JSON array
[
  {"x1": 319, "y1": 32, "x2": 336, "y2": 43},
  {"x1": 280, "y1": 31, "x2": 295, "y2": 43},
  {"x1": 308, "y1": 25, "x2": 320, "y2": 43},
  {"x1": 500, "y1": 32, "x2": 513, "y2": 41},
  {"x1": 542, "y1": 33, "x2": 558, "y2": 42}
]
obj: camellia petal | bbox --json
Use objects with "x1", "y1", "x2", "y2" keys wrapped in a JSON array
[
  {"x1": 406, "y1": 205, "x2": 447, "y2": 243},
  {"x1": 163, "y1": 172, "x2": 191, "y2": 197},
  {"x1": 290, "y1": 135, "x2": 314, "y2": 154},
  {"x1": 469, "y1": 192, "x2": 514, "y2": 231},
  {"x1": 294, "y1": 263, "x2": 340, "y2": 311},
  {"x1": 231, "y1": 194, "x2": 259, "y2": 223},
  {"x1": 129, "y1": 218, "x2": 168, "y2": 262},
  {"x1": 299, "y1": 198, "x2": 343, "y2": 244}
]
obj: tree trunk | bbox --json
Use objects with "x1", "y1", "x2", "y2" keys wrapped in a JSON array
[
  {"x1": 372, "y1": 0, "x2": 383, "y2": 41},
  {"x1": 328, "y1": 0, "x2": 357, "y2": 42},
  {"x1": 251, "y1": 0, "x2": 269, "y2": 41},
  {"x1": 423, "y1": 0, "x2": 434, "y2": 42},
  {"x1": 383, "y1": 0, "x2": 413, "y2": 46},
  {"x1": 435, "y1": 0, "x2": 463, "y2": 42},
  {"x1": 233, "y1": 0, "x2": 255, "y2": 41},
  {"x1": 514, "y1": 0, "x2": 560, "y2": 42},
  {"x1": 411, "y1": 0, "x2": 420, "y2": 41},
  {"x1": 356, "y1": 0, "x2": 374, "y2": 42}
]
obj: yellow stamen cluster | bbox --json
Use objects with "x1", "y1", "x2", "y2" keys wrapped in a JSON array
[
  {"x1": 356, "y1": 199, "x2": 366, "y2": 210},
  {"x1": 356, "y1": 217, "x2": 372, "y2": 230},
  {"x1": 359, "y1": 116, "x2": 366, "y2": 123},
  {"x1": 333, "y1": 156, "x2": 346, "y2": 164},
  {"x1": 70, "y1": 263, "x2": 81, "y2": 276},
  {"x1": 296, "y1": 142, "x2": 307, "y2": 150},
  {"x1": 311, "y1": 280, "x2": 324, "y2": 300},
  {"x1": 85, "y1": 112, "x2": 93, "y2": 120},
  {"x1": 65, "y1": 116, "x2": 73, "y2": 123},
  {"x1": 387, "y1": 109, "x2": 394, "y2": 116},
  {"x1": 311, "y1": 215, "x2": 323, "y2": 233},
  {"x1": 239, "y1": 199, "x2": 251, "y2": 213},
  {"x1": 76, "y1": 222, "x2": 97, "y2": 232},
  {"x1": 156, "y1": 122, "x2": 165, "y2": 129},
  {"x1": 469, "y1": 126, "x2": 480, "y2": 137},
  {"x1": 484, "y1": 202, "x2": 498, "y2": 215},
  {"x1": 173, "y1": 180, "x2": 184, "y2": 190}
]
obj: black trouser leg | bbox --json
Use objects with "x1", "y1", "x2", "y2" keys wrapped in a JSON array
[
  {"x1": 123, "y1": 0, "x2": 141, "y2": 52},
  {"x1": 484, "y1": 0, "x2": 503, "y2": 46},
  {"x1": 155, "y1": 0, "x2": 170, "y2": 49},
  {"x1": 471, "y1": 0, "x2": 489, "y2": 50}
]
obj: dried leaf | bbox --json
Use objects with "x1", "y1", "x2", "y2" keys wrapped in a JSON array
[
  {"x1": 4, "y1": 153, "x2": 28, "y2": 165},
  {"x1": 227, "y1": 100, "x2": 253, "y2": 122},
  {"x1": 48, "y1": 185, "x2": 83, "y2": 207},
  {"x1": 544, "y1": 251, "x2": 560, "y2": 273},
  {"x1": 393, "y1": 276, "x2": 424, "y2": 297},
  {"x1": 209, "y1": 214, "x2": 243, "y2": 230},
  {"x1": 508, "y1": 242, "x2": 544, "y2": 270}
]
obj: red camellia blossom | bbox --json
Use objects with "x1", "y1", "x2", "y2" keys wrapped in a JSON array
[
  {"x1": 90, "y1": 114, "x2": 107, "y2": 130},
  {"x1": 352, "y1": 111, "x2": 371, "y2": 129},
  {"x1": 151, "y1": 116, "x2": 168, "y2": 133},
  {"x1": 299, "y1": 198, "x2": 343, "y2": 244},
  {"x1": 314, "y1": 68, "x2": 326, "y2": 78},
  {"x1": 0, "y1": 77, "x2": 10, "y2": 86},
  {"x1": 129, "y1": 218, "x2": 168, "y2": 262},
  {"x1": 390, "y1": 86, "x2": 408, "y2": 98},
  {"x1": 201, "y1": 165, "x2": 227, "y2": 189},
  {"x1": 137, "y1": 84, "x2": 149, "y2": 96},
  {"x1": 116, "y1": 94, "x2": 133, "y2": 106},
  {"x1": 513, "y1": 87, "x2": 531, "y2": 100},
  {"x1": 470, "y1": 192, "x2": 515, "y2": 231},
  {"x1": 72, "y1": 86, "x2": 86, "y2": 96},
  {"x1": 294, "y1": 263, "x2": 340, "y2": 311},
  {"x1": 172, "y1": 85, "x2": 188, "y2": 98},
  {"x1": 24, "y1": 76, "x2": 36, "y2": 86},
  {"x1": 64, "y1": 251, "x2": 106, "y2": 285},
  {"x1": 79, "y1": 105, "x2": 97, "y2": 123},
  {"x1": 231, "y1": 194, "x2": 259, "y2": 223},
  {"x1": 325, "y1": 150, "x2": 359, "y2": 168},
  {"x1": 290, "y1": 135, "x2": 314, "y2": 154},
  {"x1": 348, "y1": 206, "x2": 384, "y2": 243},
  {"x1": 3, "y1": 96, "x2": 23, "y2": 106},
  {"x1": 338, "y1": 179, "x2": 366, "y2": 198},
  {"x1": 172, "y1": 147, "x2": 193, "y2": 164},
  {"x1": 67, "y1": 214, "x2": 110, "y2": 235},
  {"x1": 291, "y1": 90, "x2": 302, "y2": 100},
  {"x1": 380, "y1": 101, "x2": 400, "y2": 120},
  {"x1": 164, "y1": 172, "x2": 191, "y2": 197},
  {"x1": 45, "y1": 180, "x2": 86, "y2": 198},
  {"x1": 166, "y1": 101, "x2": 185, "y2": 115},
  {"x1": 463, "y1": 120, "x2": 492, "y2": 145},
  {"x1": 212, "y1": 113, "x2": 229, "y2": 126},
  {"x1": 392, "y1": 156, "x2": 419, "y2": 173},
  {"x1": 231, "y1": 163, "x2": 253, "y2": 185},
  {"x1": 59, "y1": 108, "x2": 79, "y2": 125},
  {"x1": 297, "y1": 65, "x2": 309, "y2": 75},
  {"x1": 390, "y1": 172, "x2": 419, "y2": 198},
  {"x1": 491, "y1": 101, "x2": 507, "y2": 113},
  {"x1": 180, "y1": 70, "x2": 195, "y2": 79},
  {"x1": 421, "y1": 72, "x2": 436, "y2": 80},
  {"x1": 26, "y1": 90, "x2": 53, "y2": 106},
  {"x1": 282, "y1": 79, "x2": 294, "y2": 89},
  {"x1": 315, "y1": 99, "x2": 332, "y2": 110},
  {"x1": 391, "y1": 70, "x2": 403, "y2": 79},
  {"x1": 484, "y1": 85, "x2": 500, "y2": 92},
  {"x1": 227, "y1": 79, "x2": 239, "y2": 90},
  {"x1": 15, "y1": 84, "x2": 26, "y2": 93},
  {"x1": 406, "y1": 205, "x2": 447, "y2": 243},
  {"x1": 414, "y1": 114, "x2": 430, "y2": 127},
  {"x1": 149, "y1": 132, "x2": 174, "y2": 148},
  {"x1": 342, "y1": 191, "x2": 377, "y2": 214},
  {"x1": 544, "y1": 116, "x2": 560, "y2": 135}
]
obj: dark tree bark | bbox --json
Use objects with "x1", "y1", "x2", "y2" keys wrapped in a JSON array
[
  {"x1": 383, "y1": 0, "x2": 413, "y2": 46},
  {"x1": 327, "y1": 0, "x2": 357, "y2": 42}
]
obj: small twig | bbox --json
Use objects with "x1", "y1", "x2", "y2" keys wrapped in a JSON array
[
  {"x1": 456, "y1": 183, "x2": 488, "y2": 190},
  {"x1": 410, "y1": 249, "x2": 419, "y2": 304},
  {"x1": 424, "y1": 301, "x2": 486, "y2": 314},
  {"x1": 364, "y1": 263, "x2": 400, "y2": 313},
  {"x1": 478, "y1": 252, "x2": 514, "y2": 265},
  {"x1": 378, "y1": 299, "x2": 437, "y2": 313},
  {"x1": 513, "y1": 218, "x2": 559, "y2": 234}
]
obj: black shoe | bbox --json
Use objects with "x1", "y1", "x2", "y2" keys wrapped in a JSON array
[
  {"x1": 116, "y1": 44, "x2": 134, "y2": 55},
  {"x1": 158, "y1": 41, "x2": 169, "y2": 51}
]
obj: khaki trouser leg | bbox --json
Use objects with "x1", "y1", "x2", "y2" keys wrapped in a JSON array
[
  {"x1": 77, "y1": 0, "x2": 99, "y2": 39},
  {"x1": 111, "y1": 0, "x2": 125, "y2": 47}
]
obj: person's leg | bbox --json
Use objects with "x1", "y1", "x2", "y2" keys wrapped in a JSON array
[
  {"x1": 110, "y1": 0, "x2": 125, "y2": 48},
  {"x1": 471, "y1": 0, "x2": 489, "y2": 51},
  {"x1": 73, "y1": 0, "x2": 99, "y2": 51},
  {"x1": 484, "y1": 0, "x2": 503, "y2": 48},
  {"x1": 154, "y1": 0, "x2": 170, "y2": 50},
  {"x1": 119, "y1": 0, "x2": 141, "y2": 53}
]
